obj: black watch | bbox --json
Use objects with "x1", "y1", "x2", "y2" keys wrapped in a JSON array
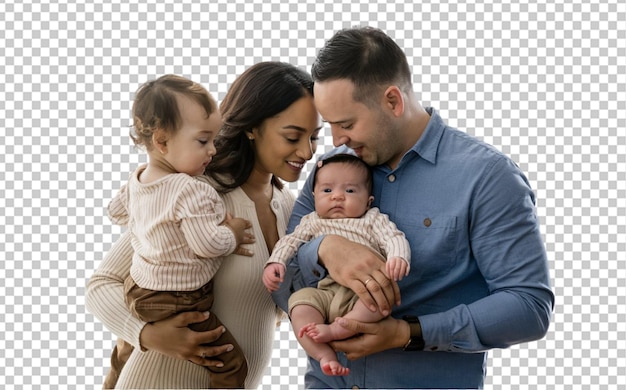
[{"x1": 402, "y1": 315, "x2": 425, "y2": 351}]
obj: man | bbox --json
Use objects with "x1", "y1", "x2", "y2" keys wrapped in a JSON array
[{"x1": 273, "y1": 26, "x2": 554, "y2": 389}]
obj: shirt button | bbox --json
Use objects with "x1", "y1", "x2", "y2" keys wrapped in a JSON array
[
  {"x1": 424, "y1": 218, "x2": 432, "y2": 227},
  {"x1": 313, "y1": 270, "x2": 321, "y2": 277},
  {"x1": 271, "y1": 200, "x2": 279, "y2": 209},
  {"x1": 387, "y1": 174, "x2": 396, "y2": 183}
]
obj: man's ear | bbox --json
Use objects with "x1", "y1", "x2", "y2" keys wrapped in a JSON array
[
  {"x1": 152, "y1": 129, "x2": 169, "y2": 154},
  {"x1": 383, "y1": 86, "x2": 405, "y2": 117}
]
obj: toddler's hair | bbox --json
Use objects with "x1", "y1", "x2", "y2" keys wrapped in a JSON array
[{"x1": 130, "y1": 74, "x2": 216, "y2": 150}]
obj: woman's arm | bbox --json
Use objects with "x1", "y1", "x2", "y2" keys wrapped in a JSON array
[
  {"x1": 85, "y1": 231, "x2": 232, "y2": 366},
  {"x1": 85, "y1": 230, "x2": 145, "y2": 346}
]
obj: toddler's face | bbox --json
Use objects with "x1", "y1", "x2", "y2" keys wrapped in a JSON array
[{"x1": 164, "y1": 94, "x2": 221, "y2": 176}]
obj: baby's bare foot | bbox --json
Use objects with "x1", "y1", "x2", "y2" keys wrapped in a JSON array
[
  {"x1": 298, "y1": 322, "x2": 318, "y2": 339},
  {"x1": 306, "y1": 323, "x2": 336, "y2": 343},
  {"x1": 321, "y1": 360, "x2": 350, "y2": 376}
]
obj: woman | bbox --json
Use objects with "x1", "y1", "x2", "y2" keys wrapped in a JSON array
[{"x1": 86, "y1": 61, "x2": 321, "y2": 389}]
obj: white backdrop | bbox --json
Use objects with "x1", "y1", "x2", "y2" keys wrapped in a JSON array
[{"x1": 1, "y1": 0, "x2": 625, "y2": 389}]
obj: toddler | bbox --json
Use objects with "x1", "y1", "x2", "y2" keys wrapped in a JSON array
[{"x1": 107, "y1": 75, "x2": 252, "y2": 388}]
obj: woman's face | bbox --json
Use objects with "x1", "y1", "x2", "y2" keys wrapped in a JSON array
[{"x1": 251, "y1": 95, "x2": 321, "y2": 182}]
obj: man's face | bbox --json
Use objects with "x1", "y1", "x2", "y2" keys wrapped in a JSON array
[{"x1": 313, "y1": 79, "x2": 400, "y2": 167}]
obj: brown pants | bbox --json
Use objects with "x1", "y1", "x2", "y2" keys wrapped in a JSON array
[{"x1": 103, "y1": 277, "x2": 247, "y2": 389}]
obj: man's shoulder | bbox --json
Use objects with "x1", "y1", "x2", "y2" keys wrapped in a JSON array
[{"x1": 442, "y1": 125, "x2": 509, "y2": 165}]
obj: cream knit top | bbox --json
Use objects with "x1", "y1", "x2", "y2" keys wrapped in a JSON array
[
  {"x1": 267, "y1": 207, "x2": 411, "y2": 270},
  {"x1": 86, "y1": 184, "x2": 293, "y2": 389},
  {"x1": 108, "y1": 165, "x2": 237, "y2": 291}
]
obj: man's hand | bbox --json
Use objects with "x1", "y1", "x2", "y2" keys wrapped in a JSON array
[
  {"x1": 329, "y1": 316, "x2": 410, "y2": 360},
  {"x1": 139, "y1": 311, "x2": 234, "y2": 368},
  {"x1": 319, "y1": 235, "x2": 400, "y2": 316}
]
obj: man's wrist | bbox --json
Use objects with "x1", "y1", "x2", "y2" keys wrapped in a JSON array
[{"x1": 402, "y1": 315, "x2": 425, "y2": 351}]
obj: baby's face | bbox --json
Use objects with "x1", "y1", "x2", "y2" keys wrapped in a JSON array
[{"x1": 313, "y1": 163, "x2": 372, "y2": 219}]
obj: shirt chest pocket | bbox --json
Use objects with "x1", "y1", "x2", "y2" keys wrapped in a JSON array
[{"x1": 395, "y1": 213, "x2": 458, "y2": 280}]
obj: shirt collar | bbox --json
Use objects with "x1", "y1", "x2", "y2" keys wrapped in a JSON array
[{"x1": 407, "y1": 107, "x2": 446, "y2": 165}]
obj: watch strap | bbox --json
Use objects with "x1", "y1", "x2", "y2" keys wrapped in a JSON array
[{"x1": 402, "y1": 315, "x2": 425, "y2": 351}]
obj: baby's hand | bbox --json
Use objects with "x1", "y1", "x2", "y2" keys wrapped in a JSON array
[
  {"x1": 386, "y1": 256, "x2": 410, "y2": 281},
  {"x1": 262, "y1": 263, "x2": 285, "y2": 292}
]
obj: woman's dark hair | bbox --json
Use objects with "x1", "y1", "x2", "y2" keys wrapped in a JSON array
[
  {"x1": 207, "y1": 61, "x2": 314, "y2": 191},
  {"x1": 313, "y1": 153, "x2": 373, "y2": 193},
  {"x1": 311, "y1": 26, "x2": 412, "y2": 106}
]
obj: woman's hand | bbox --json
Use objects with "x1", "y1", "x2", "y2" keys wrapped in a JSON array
[
  {"x1": 319, "y1": 235, "x2": 400, "y2": 316},
  {"x1": 223, "y1": 212, "x2": 255, "y2": 257},
  {"x1": 329, "y1": 316, "x2": 410, "y2": 360},
  {"x1": 139, "y1": 311, "x2": 235, "y2": 368}
]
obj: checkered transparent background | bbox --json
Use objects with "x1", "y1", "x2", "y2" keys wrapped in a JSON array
[{"x1": 1, "y1": 0, "x2": 624, "y2": 388}]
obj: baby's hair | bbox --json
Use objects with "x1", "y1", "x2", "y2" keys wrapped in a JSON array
[
  {"x1": 313, "y1": 153, "x2": 373, "y2": 192},
  {"x1": 130, "y1": 74, "x2": 216, "y2": 150}
]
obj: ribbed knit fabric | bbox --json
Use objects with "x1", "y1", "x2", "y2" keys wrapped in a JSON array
[
  {"x1": 108, "y1": 166, "x2": 237, "y2": 291},
  {"x1": 268, "y1": 207, "x2": 411, "y2": 269},
  {"x1": 86, "y1": 185, "x2": 294, "y2": 389}
]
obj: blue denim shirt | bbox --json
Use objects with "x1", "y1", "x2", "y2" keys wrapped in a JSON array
[{"x1": 273, "y1": 108, "x2": 554, "y2": 389}]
